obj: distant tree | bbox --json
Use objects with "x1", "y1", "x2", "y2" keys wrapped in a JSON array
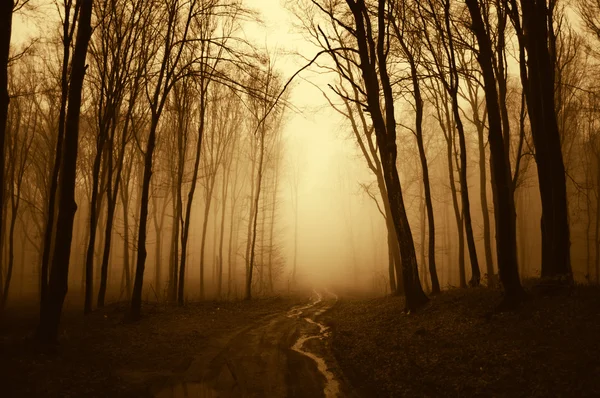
[
  {"x1": 244, "y1": 61, "x2": 283, "y2": 300},
  {"x1": 2, "y1": 67, "x2": 34, "y2": 309},
  {"x1": 130, "y1": 0, "x2": 197, "y2": 319}
]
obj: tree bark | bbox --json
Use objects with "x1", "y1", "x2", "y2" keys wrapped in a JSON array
[
  {"x1": 0, "y1": 0, "x2": 13, "y2": 287},
  {"x1": 518, "y1": 0, "x2": 571, "y2": 280},
  {"x1": 466, "y1": 0, "x2": 525, "y2": 304},
  {"x1": 346, "y1": 0, "x2": 428, "y2": 311},
  {"x1": 36, "y1": 0, "x2": 94, "y2": 343}
]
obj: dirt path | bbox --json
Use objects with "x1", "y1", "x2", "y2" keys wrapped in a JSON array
[{"x1": 154, "y1": 290, "x2": 345, "y2": 398}]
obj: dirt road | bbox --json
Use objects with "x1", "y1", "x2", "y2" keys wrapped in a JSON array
[{"x1": 154, "y1": 290, "x2": 348, "y2": 398}]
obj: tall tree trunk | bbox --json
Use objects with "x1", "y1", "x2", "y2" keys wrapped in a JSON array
[
  {"x1": 244, "y1": 143, "x2": 257, "y2": 299},
  {"x1": 120, "y1": 173, "x2": 131, "y2": 299},
  {"x1": 477, "y1": 108, "x2": 495, "y2": 286},
  {"x1": 518, "y1": 0, "x2": 571, "y2": 280},
  {"x1": 268, "y1": 151, "x2": 280, "y2": 294},
  {"x1": 347, "y1": 0, "x2": 428, "y2": 311},
  {"x1": 0, "y1": 0, "x2": 13, "y2": 285},
  {"x1": 246, "y1": 131, "x2": 266, "y2": 300},
  {"x1": 451, "y1": 90, "x2": 480, "y2": 287},
  {"x1": 466, "y1": 0, "x2": 525, "y2": 304},
  {"x1": 1, "y1": 185, "x2": 18, "y2": 309},
  {"x1": 84, "y1": 137, "x2": 106, "y2": 314},
  {"x1": 177, "y1": 93, "x2": 207, "y2": 306},
  {"x1": 217, "y1": 161, "x2": 231, "y2": 298},
  {"x1": 130, "y1": 115, "x2": 160, "y2": 319},
  {"x1": 36, "y1": 0, "x2": 94, "y2": 343},
  {"x1": 39, "y1": 0, "x2": 75, "y2": 316}
]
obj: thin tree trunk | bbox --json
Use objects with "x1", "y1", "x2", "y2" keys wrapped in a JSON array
[
  {"x1": 84, "y1": 138, "x2": 106, "y2": 314},
  {"x1": 246, "y1": 131, "x2": 266, "y2": 300},
  {"x1": 217, "y1": 160, "x2": 231, "y2": 298},
  {"x1": 178, "y1": 90, "x2": 207, "y2": 306}
]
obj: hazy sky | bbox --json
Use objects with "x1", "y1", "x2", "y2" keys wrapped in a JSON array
[
  {"x1": 243, "y1": 0, "x2": 388, "y2": 287},
  {"x1": 10, "y1": 0, "x2": 390, "y2": 288}
]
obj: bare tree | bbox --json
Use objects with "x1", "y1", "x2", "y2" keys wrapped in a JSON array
[
  {"x1": 36, "y1": 0, "x2": 94, "y2": 343},
  {"x1": 130, "y1": 0, "x2": 197, "y2": 319},
  {"x1": 418, "y1": 0, "x2": 481, "y2": 286},
  {"x1": 0, "y1": 0, "x2": 14, "y2": 283},
  {"x1": 506, "y1": 0, "x2": 571, "y2": 281},
  {"x1": 465, "y1": 0, "x2": 525, "y2": 305}
]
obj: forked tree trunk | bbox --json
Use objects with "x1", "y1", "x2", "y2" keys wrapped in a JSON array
[
  {"x1": 347, "y1": 0, "x2": 428, "y2": 311},
  {"x1": 518, "y1": 0, "x2": 571, "y2": 280},
  {"x1": 466, "y1": 0, "x2": 524, "y2": 305},
  {"x1": 36, "y1": 0, "x2": 94, "y2": 343}
]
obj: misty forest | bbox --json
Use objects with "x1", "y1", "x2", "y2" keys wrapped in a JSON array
[{"x1": 2, "y1": 0, "x2": 600, "y2": 396}]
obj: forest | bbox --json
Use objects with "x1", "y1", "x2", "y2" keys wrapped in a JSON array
[{"x1": 1, "y1": 0, "x2": 600, "y2": 396}]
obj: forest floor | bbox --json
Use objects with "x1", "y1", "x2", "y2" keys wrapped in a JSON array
[
  {"x1": 324, "y1": 282, "x2": 600, "y2": 397},
  {"x1": 0, "y1": 296, "x2": 304, "y2": 398},
  {"x1": 3, "y1": 284, "x2": 600, "y2": 398}
]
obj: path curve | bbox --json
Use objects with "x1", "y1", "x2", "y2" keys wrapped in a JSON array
[{"x1": 155, "y1": 290, "x2": 344, "y2": 398}]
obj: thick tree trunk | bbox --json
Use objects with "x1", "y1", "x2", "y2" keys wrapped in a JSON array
[
  {"x1": 39, "y1": 1, "x2": 74, "y2": 315},
  {"x1": 466, "y1": 0, "x2": 524, "y2": 305},
  {"x1": 519, "y1": 0, "x2": 571, "y2": 280},
  {"x1": 1, "y1": 195, "x2": 18, "y2": 309},
  {"x1": 36, "y1": 0, "x2": 94, "y2": 343},
  {"x1": 0, "y1": 0, "x2": 13, "y2": 284},
  {"x1": 347, "y1": 0, "x2": 428, "y2": 312}
]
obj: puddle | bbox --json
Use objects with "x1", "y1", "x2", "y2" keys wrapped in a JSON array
[{"x1": 154, "y1": 382, "x2": 218, "y2": 398}]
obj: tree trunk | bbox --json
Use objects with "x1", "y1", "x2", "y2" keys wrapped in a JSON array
[
  {"x1": 177, "y1": 93, "x2": 206, "y2": 306},
  {"x1": 477, "y1": 107, "x2": 495, "y2": 286},
  {"x1": 84, "y1": 137, "x2": 106, "y2": 314},
  {"x1": 519, "y1": 0, "x2": 571, "y2": 280},
  {"x1": 0, "y1": 0, "x2": 13, "y2": 286},
  {"x1": 36, "y1": 0, "x2": 94, "y2": 343},
  {"x1": 466, "y1": 0, "x2": 525, "y2": 305},
  {"x1": 246, "y1": 131, "x2": 266, "y2": 300},
  {"x1": 130, "y1": 114, "x2": 160, "y2": 319},
  {"x1": 347, "y1": 0, "x2": 428, "y2": 311},
  {"x1": 217, "y1": 160, "x2": 231, "y2": 298}
]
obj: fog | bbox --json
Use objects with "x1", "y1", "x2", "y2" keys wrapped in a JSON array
[{"x1": 1, "y1": 0, "x2": 597, "y2": 311}]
